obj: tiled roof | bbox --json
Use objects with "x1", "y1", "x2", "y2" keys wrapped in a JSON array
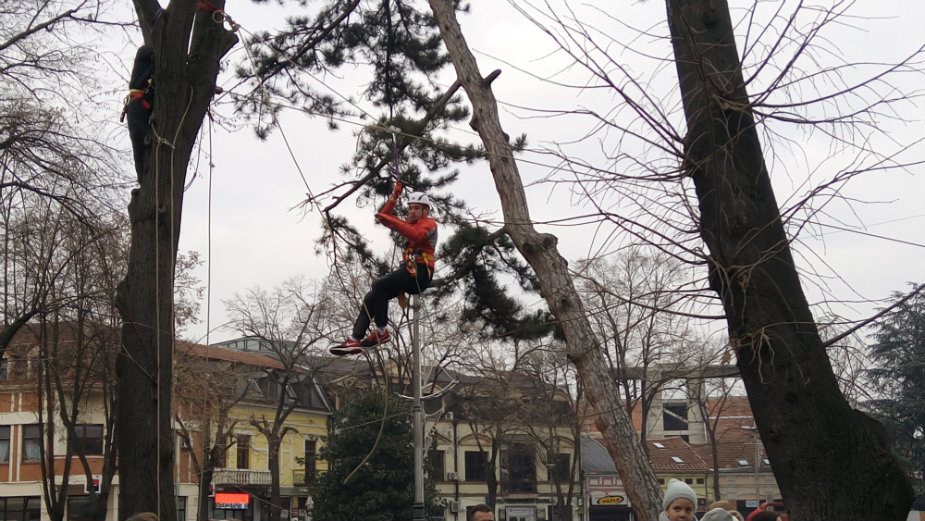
[
  {"x1": 581, "y1": 437, "x2": 617, "y2": 473},
  {"x1": 647, "y1": 436, "x2": 710, "y2": 472},
  {"x1": 176, "y1": 341, "x2": 285, "y2": 369}
]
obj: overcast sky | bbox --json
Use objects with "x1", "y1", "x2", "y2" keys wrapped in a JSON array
[{"x1": 169, "y1": 0, "x2": 924, "y2": 345}]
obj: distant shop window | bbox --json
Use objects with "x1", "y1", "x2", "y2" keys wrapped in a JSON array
[
  {"x1": 213, "y1": 492, "x2": 249, "y2": 520},
  {"x1": 72, "y1": 424, "x2": 103, "y2": 456},
  {"x1": 23, "y1": 424, "x2": 42, "y2": 462},
  {"x1": 67, "y1": 496, "x2": 93, "y2": 521},
  {"x1": 465, "y1": 451, "x2": 487, "y2": 481},
  {"x1": 1, "y1": 425, "x2": 10, "y2": 463},
  {"x1": 210, "y1": 496, "x2": 245, "y2": 520},
  {"x1": 236, "y1": 435, "x2": 250, "y2": 469},
  {"x1": 663, "y1": 403, "x2": 688, "y2": 431},
  {"x1": 0, "y1": 496, "x2": 42, "y2": 521}
]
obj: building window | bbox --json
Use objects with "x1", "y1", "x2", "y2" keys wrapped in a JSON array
[
  {"x1": 177, "y1": 496, "x2": 187, "y2": 521},
  {"x1": 72, "y1": 424, "x2": 103, "y2": 456},
  {"x1": 0, "y1": 496, "x2": 42, "y2": 521},
  {"x1": 547, "y1": 452, "x2": 570, "y2": 482},
  {"x1": 67, "y1": 496, "x2": 93, "y2": 521},
  {"x1": 696, "y1": 478, "x2": 704, "y2": 484},
  {"x1": 0, "y1": 425, "x2": 10, "y2": 463},
  {"x1": 428, "y1": 449, "x2": 445, "y2": 481},
  {"x1": 23, "y1": 424, "x2": 42, "y2": 463},
  {"x1": 464, "y1": 451, "x2": 487, "y2": 481},
  {"x1": 236, "y1": 435, "x2": 250, "y2": 469},
  {"x1": 500, "y1": 441, "x2": 536, "y2": 493},
  {"x1": 663, "y1": 402, "x2": 688, "y2": 431},
  {"x1": 303, "y1": 439, "x2": 317, "y2": 482}
]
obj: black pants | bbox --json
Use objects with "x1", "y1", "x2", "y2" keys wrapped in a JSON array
[{"x1": 352, "y1": 262, "x2": 432, "y2": 339}]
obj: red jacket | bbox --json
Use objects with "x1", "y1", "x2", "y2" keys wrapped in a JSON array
[{"x1": 377, "y1": 198, "x2": 438, "y2": 268}]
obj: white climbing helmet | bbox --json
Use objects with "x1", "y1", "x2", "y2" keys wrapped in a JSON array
[{"x1": 407, "y1": 192, "x2": 431, "y2": 208}]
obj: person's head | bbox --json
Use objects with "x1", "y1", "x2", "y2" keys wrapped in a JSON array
[
  {"x1": 700, "y1": 508, "x2": 735, "y2": 521},
  {"x1": 750, "y1": 512, "x2": 781, "y2": 521},
  {"x1": 126, "y1": 513, "x2": 158, "y2": 521},
  {"x1": 662, "y1": 478, "x2": 698, "y2": 521},
  {"x1": 406, "y1": 192, "x2": 431, "y2": 222},
  {"x1": 728, "y1": 511, "x2": 745, "y2": 521},
  {"x1": 468, "y1": 504, "x2": 494, "y2": 521}
]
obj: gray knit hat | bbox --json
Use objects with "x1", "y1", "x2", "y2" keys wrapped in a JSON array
[
  {"x1": 662, "y1": 478, "x2": 698, "y2": 510},
  {"x1": 700, "y1": 508, "x2": 735, "y2": 521}
]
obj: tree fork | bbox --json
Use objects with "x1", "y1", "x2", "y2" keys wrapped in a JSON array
[{"x1": 428, "y1": 0, "x2": 664, "y2": 517}]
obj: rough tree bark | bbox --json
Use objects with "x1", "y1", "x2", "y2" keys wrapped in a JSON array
[
  {"x1": 115, "y1": 1, "x2": 236, "y2": 519},
  {"x1": 665, "y1": 1, "x2": 912, "y2": 519},
  {"x1": 427, "y1": 1, "x2": 663, "y2": 517}
]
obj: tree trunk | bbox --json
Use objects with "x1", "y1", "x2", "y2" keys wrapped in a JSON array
[
  {"x1": 116, "y1": 1, "x2": 236, "y2": 519},
  {"x1": 269, "y1": 437, "x2": 283, "y2": 521},
  {"x1": 664, "y1": 1, "x2": 912, "y2": 519},
  {"x1": 427, "y1": 1, "x2": 663, "y2": 517}
]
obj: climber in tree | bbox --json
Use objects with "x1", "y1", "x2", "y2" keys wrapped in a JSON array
[
  {"x1": 331, "y1": 182, "x2": 438, "y2": 356},
  {"x1": 121, "y1": 45, "x2": 155, "y2": 180}
]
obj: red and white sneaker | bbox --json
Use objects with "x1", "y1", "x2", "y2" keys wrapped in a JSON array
[
  {"x1": 361, "y1": 329, "x2": 391, "y2": 348},
  {"x1": 330, "y1": 337, "x2": 363, "y2": 356}
]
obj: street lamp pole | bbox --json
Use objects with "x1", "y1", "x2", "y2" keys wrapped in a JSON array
[
  {"x1": 741, "y1": 425, "x2": 760, "y2": 505},
  {"x1": 412, "y1": 294, "x2": 426, "y2": 521}
]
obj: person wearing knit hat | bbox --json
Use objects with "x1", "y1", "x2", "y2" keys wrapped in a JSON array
[
  {"x1": 660, "y1": 478, "x2": 699, "y2": 521},
  {"x1": 700, "y1": 508, "x2": 735, "y2": 521}
]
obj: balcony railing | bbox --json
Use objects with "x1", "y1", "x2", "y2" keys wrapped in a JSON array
[
  {"x1": 292, "y1": 469, "x2": 317, "y2": 485},
  {"x1": 212, "y1": 468, "x2": 272, "y2": 486}
]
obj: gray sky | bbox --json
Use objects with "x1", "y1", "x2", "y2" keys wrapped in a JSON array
[{"x1": 174, "y1": 0, "x2": 924, "y2": 345}]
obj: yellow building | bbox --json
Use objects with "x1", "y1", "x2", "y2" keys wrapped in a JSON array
[{"x1": 1, "y1": 325, "x2": 332, "y2": 521}]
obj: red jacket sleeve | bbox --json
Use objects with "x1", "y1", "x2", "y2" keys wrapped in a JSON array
[{"x1": 376, "y1": 213, "x2": 434, "y2": 243}]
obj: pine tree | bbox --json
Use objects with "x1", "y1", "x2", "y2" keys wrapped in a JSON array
[
  {"x1": 312, "y1": 386, "x2": 438, "y2": 521},
  {"x1": 239, "y1": 0, "x2": 545, "y2": 337},
  {"x1": 867, "y1": 284, "x2": 925, "y2": 508}
]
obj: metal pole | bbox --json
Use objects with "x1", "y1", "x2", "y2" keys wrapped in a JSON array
[
  {"x1": 753, "y1": 432, "x2": 760, "y2": 504},
  {"x1": 412, "y1": 294, "x2": 426, "y2": 521}
]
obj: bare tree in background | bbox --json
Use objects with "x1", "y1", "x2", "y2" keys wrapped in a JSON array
[
  {"x1": 0, "y1": 0, "x2": 128, "y2": 352},
  {"x1": 576, "y1": 249, "x2": 709, "y2": 448},
  {"x1": 224, "y1": 278, "x2": 337, "y2": 521},
  {"x1": 518, "y1": 351, "x2": 583, "y2": 521},
  {"x1": 174, "y1": 344, "x2": 251, "y2": 521},
  {"x1": 4, "y1": 209, "x2": 125, "y2": 521},
  {"x1": 427, "y1": 1, "x2": 665, "y2": 516},
  {"x1": 664, "y1": 2, "x2": 912, "y2": 517},
  {"x1": 473, "y1": 0, "x2": 918, "y2": 518}
]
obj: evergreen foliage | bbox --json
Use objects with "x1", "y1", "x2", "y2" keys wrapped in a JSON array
[
  {"x1": 866, "y1": 284, "x2": 925, "y2": 508},
  {"x1": 238, "y1": 0, "x2": 551, "y2": 341},
  {"x1": 312, "y1": 386, "x2": 439, "y2": 520}
]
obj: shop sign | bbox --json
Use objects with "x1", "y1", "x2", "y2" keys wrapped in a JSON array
[
  {"x1": 597, "y1": 495, "x2": 625, "y2": 506},
  {"x1": 215, "y1": 492, "x2": 250, "y2": 510}
]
